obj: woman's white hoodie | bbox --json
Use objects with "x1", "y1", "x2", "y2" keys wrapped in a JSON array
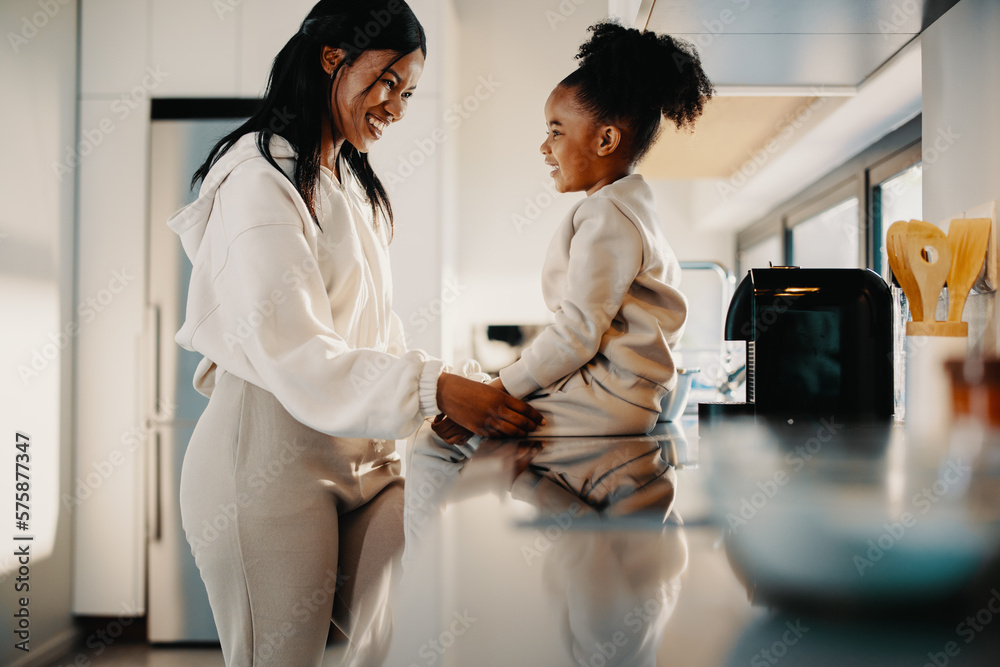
[{"x1": 167, "y1": 133, "x2": 442, "y2": 439}]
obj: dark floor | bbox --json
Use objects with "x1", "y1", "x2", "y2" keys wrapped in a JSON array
[{"x1": 45, "y1": 642, "x2": 348, "y2": 666}]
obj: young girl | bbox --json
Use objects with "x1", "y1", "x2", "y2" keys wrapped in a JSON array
[{"x1": 433, "y1": 21, "x2": 713, "y2": 441}]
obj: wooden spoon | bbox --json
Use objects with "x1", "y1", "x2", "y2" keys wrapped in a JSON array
[
  {"x1": 906, "y1": 220, "x2": 952, "y2": 322},
  {"x1": 886, "y1": 220, "x2": 924, "y2": 322},
  {"x1": 946, "y1": 218, "x2": 991, "y2": 321}
]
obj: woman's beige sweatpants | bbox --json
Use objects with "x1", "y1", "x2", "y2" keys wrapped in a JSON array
[{"x1": 180, "y1": 369, "x2": 404, "y2": 667}]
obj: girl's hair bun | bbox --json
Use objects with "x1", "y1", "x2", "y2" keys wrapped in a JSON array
[{"x1": 563, "y1": 20, "x2": 714, "y2": 161}]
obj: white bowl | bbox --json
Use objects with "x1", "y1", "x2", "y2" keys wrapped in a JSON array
[{"x1": 658, "y1": 368, "x2": 700, "y2": 422}]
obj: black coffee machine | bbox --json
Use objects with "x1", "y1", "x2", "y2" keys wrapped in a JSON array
[{"x1": 699, "y1": 267, "x2": 894, "y2": 427}]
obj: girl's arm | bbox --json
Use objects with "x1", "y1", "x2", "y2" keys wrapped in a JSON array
[{"x1": 498, "y1": 198, "x2": 643, "y2": 398}]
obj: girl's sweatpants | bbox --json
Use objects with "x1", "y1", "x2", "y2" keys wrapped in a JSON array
[
  {"x1": 180, "y1": 369, "x2": 404, "y2": 666},
  {"x1": 515, "y1": 362, "x2": 664, "y2": 438}
]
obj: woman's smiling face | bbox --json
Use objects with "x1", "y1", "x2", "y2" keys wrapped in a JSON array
[
  {"x1": 539, "y1": 84, "x2": 604, "y2": 194},
  {"x1": 328, "y1": 47, "x2": 424, "y2": 153}
]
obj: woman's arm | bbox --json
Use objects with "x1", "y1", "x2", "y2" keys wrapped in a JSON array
[{"x1": 186, "y1": 165, "x2": 541, "y2": 439}]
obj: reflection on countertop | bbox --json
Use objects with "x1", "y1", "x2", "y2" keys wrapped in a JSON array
[
  {"x1": 387, "y1": 417, "x2": 1000, "y2": 666},
  {"x1": 392, "y1": 418, "x2": 748, "y2": 667}
]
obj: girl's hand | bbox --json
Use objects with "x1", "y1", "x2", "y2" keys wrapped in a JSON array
[
  {"x1": 431, "y1": 414, "x2": 473, "y2": 445},
  {"x1": 436, "y1": 373, "x2": 545, "y2": 438}
]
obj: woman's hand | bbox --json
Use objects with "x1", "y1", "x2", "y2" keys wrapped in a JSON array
[
  {"x1": 436, "y1": 373, "x2": 545, "y2": 438},
  {"x1": 431, "y1": 414, "x2": 473, "y2": 445}
]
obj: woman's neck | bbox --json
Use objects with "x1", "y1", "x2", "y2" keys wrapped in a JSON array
[{"x1": 320, "y1": 124, "x2": 346, "y2": 180}]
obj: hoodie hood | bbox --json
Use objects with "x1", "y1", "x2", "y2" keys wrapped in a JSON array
[{"x1": 167, "y1": 133, "x2": 297, "y2": 261}]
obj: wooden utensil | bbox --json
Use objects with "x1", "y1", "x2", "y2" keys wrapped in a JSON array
[
  {"x1": 906, "y1": 220, "x2": 952, "y2": 322},
  {"x1": 946, "y1": 218, "x2": 991, "y2": 321},
  {"x1": 886, "y1": 220, "x2": 924, "y2": 322}
]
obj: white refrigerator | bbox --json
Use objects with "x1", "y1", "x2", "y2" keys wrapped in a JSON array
[{"x1": 145, "y1": 115, "x2": 245, "y2": 642}]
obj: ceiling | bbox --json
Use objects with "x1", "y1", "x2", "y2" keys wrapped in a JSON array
[
  {"x1": 635, "y1": 0, "x2": 957, "y2": 191},
  {"x1": 638, "y1": 0, "x2": 961, "y2": 87},
  {"x1": 640, "y1": 95, "x2": 848, "y2": 179}
]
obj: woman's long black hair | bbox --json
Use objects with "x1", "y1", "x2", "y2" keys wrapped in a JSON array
[
  {"x1": 192, "y1": 0, "x2": 427, "y2": 236},
  {"x1": 561, "y1": 21, "x2": 713, "y2": 163}
]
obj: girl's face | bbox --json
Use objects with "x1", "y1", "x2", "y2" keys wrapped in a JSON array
[
  {"x1": 540, "y1": 84, "x2": 608, "y2": 195},
  {"x1": 329, "y1": 48, "x2": 424, "y2": 153}
]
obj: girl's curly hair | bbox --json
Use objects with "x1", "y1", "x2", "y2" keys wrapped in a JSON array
[{"x1": 561, "y1": 20, "x2": 714, "y2": 163}]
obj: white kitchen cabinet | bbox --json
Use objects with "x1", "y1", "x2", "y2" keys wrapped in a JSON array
[
  {"x1": 73, "y1": 98, "x2": 149, "y2": 615},
  {"x1": 80, "y1": 0, "x2": 149, "y2": 96},
  {"x1": 238, "y1": 0, "x2": 316, "y2": 97},
  {"x1": 406, "y1": 0, "x2": 443, "y2": 96},
  {"x1": 150, "y1": 0, "x2": 240, "y2": 97}
]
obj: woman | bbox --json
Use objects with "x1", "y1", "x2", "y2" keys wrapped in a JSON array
[{"x1": 170, "y1": 1, "x2": 543, "y2": 664}]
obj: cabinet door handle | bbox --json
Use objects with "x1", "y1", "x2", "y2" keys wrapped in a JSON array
[{"x1": 151, "y1": 430, "x2": 162, "y2": 543}]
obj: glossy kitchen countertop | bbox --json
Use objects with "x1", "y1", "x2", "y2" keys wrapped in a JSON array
[{"x1": 384, "y1": 417, "x2": 1000, "y2": 667}]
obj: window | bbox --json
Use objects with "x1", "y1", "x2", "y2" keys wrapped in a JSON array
[
  {"x1": 739, "y1": 235, "x2": 783, "y2": 276},
  {"x1": 737, "y1": 215, "x2": 783, "y2": 279},
  {"x1": 736, "y1": 117, "x2": 920, "y2": 278},
  {"x1": 790, "y1": 194, "x2": 861, "y2": 269},
  {"x1": 871, "y1": 145, "x2": 923, "y2": 279}
]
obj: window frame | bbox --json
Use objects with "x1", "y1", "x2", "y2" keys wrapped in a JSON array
[
  {"x1": 868, "y1": 141, "x2": 923, "y2": 276},
  {"x1": 786, "y1": 176, "x2": 865, "y2": 268},
  {"x1": 735, "y1": 115, "x2": 921, "y2": 278},
  {"x1": 737, "y1": 214, "x2": 783, "y2": 277}
]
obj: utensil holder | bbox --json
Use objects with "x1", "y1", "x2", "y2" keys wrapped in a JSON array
[{"x1": 906, "y1": 330, "x2": 969, "y2": 446}]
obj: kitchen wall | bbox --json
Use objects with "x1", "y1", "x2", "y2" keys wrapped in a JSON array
[
  {"x1": 449, "y1": 0, "x2": 736, "y2": 360},
  {"x1": 647, "y1": 180, "x2": 738, "y2": 267},
  {"x1": 0, "y1": 1, "x2": 78, "y2": 664},
  {"x1": 922, "y1": 0, "x2": 1000, "y2": 356}
]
